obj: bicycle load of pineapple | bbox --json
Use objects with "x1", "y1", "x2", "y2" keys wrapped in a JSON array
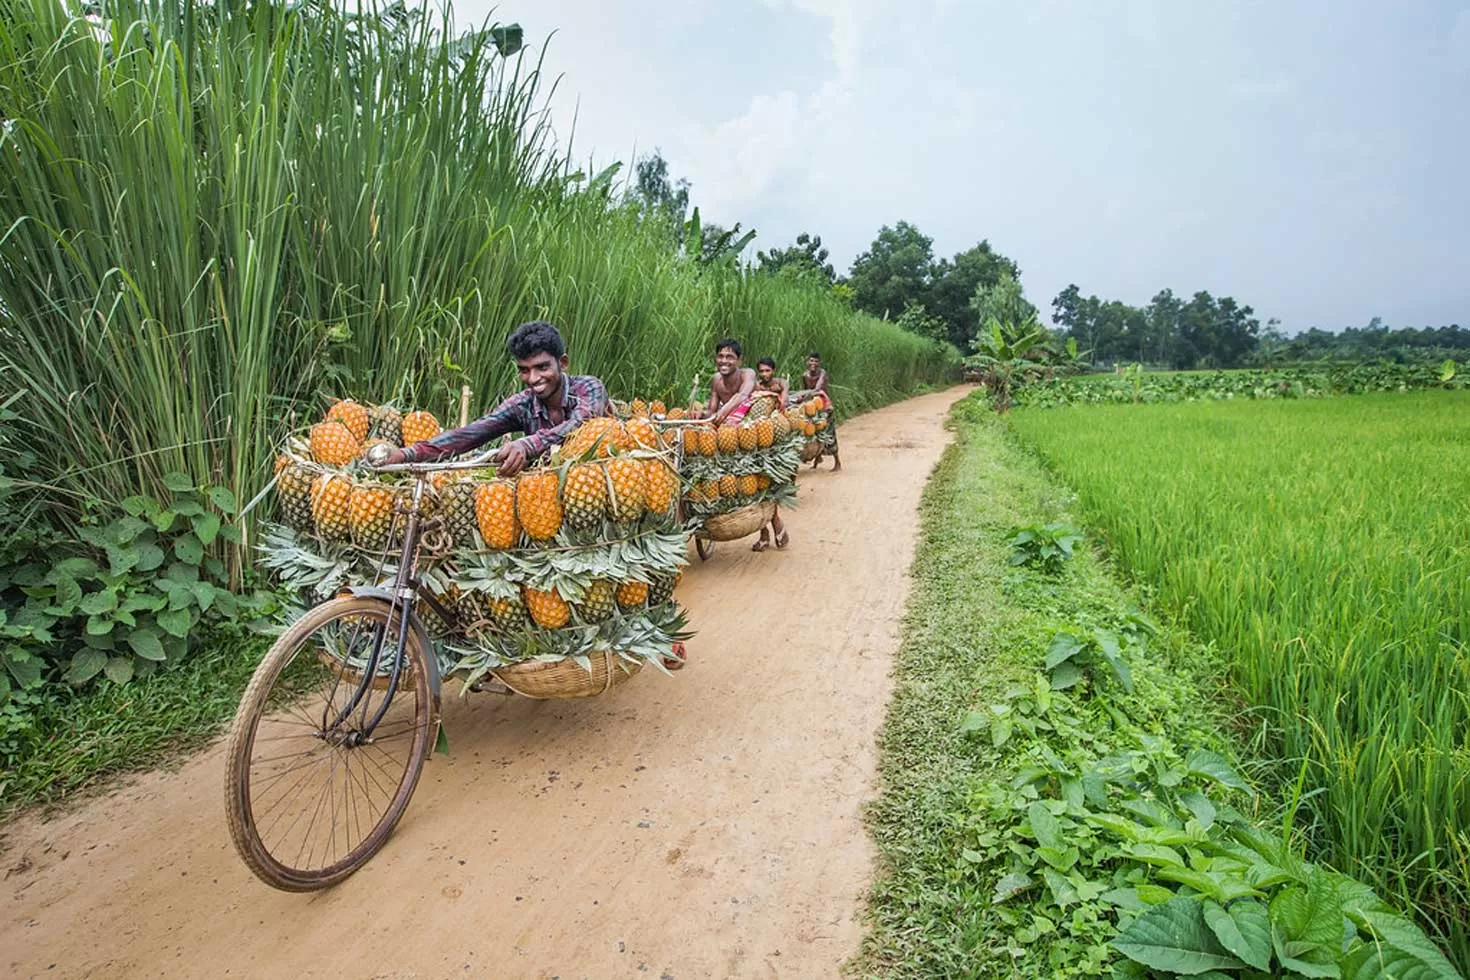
[{"x1": 225, "y1": 387, "x2": 805, "y2": 890}]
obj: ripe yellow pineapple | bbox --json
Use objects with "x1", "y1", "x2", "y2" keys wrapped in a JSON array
[
  {"x1": 755, "y1": 418, "x2": 775, "y2": 448},
  {"x1": 650, "y1": 400, "x2": 666, "y2": 416},
  {"x1": 475, "y1": 480, "x2": 520, "y2": 548},
  {"x1": 310, "y1": 421, "x2": 360, "y2": 466},
  {"x1": 626, "y1": 416, "x2": 658, "y2": 450},
  {"x1": 756, "y1": 474, "x2": 772, "y2": 491},
  {"x1": 681, "y1": 428, "x2": 700, "y2": 454},
  {"x1": 643, "y1": 458, "x2": 678, "y2": 516},
  {"x1": 737, "y1": 474, "x2": 759, "y2": 498},
  {"x1": 771, "y1": 412, "x2": 792, "y2": 439},
  {"x1": 630, "y1": 398, "x2": 648, "y2": 417},
  {"x1": 359, "y1": 437, "x2": 394, "y2": 461},
  {"x1": 815, "y1": 419, "x2": 828, "y2": 431},
  {"x1": 326, "y1": 399, "x2": 370, "y2": 441},
  {"x1": 616, "y1": 580, "x2": 649, "y2": 608},
  {"x1": 310, "y1": 474, "x2": 354, "y2": 542},
  {"x1": 562, "y1": 417, "x2": 616, "y2": 459},
  {"x1": 697, "y1": 427, "x2": 718, "y2": 457},
  {"x1": 604, "y1": 457, "x2": 646, "y2": 524},
  {"x1": 348, "y1": 484, "x2": 398, "y2": 550},
  {"x1": 803, "y1": 400, "x2": 819, "y2": 417},
  {"x1": 716, "y1": 426, "x2": 740, "y2": 455},
  {"x1": 804, "y1": 421, "x2": 817, "y2": 437},
  {"x1": 737, "y1": 424, "x2": 758, "y2": 451},
  {"x1": 523, "y1": 586, "x2": 570, "y2": 629},
  {"x1": 718, "y1": 473, "x2": 738, "y2": 500},
  {"x1": 401, "y1": 410, "x2": 441, "y2": 445},
  {"x1": 563, "y1": 462, "x2": 608, "y2": 530},
  {"x1": 698, "y1": 479, "x2": 721, "y2": 503},
  {"x1": 667, "y1": 407, "x2": 687, "y2": 420},
  {"x1": 516, "y1": 471, "x2": 563, "y2": 540}
]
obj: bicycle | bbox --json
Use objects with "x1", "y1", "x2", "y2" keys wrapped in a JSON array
[{"x1": 223, "y1": 448, "x2": 495, "y2": 892}]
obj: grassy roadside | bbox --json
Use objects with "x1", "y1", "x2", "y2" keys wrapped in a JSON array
[
  {"x1": 854, "y1": 394, "x2": 1460, "y2": 979},
  {"x1": 0, "y1": 636, "x2": 266, "y2": 819}
]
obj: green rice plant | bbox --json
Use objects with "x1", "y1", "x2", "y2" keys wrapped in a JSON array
[{"x1": 1008, "y1": 391, "x2": 1470, "y2": 967}]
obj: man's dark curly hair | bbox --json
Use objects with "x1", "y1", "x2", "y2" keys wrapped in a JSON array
[
  {"x1": 507, "y1": 320, "x2": 566, "y2": 360},
  {"x1": 715, "y1": 338, "x2": 742, "y2": 358},
  {"x1": 757, "y1": 357, "x2": 776, "y2": 369}
]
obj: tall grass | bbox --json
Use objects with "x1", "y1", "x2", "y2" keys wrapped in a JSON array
[
  {"x1": 0, "y1": 0, "x2": 954, "y2": 563},
  {"x1": 1008, "y1": 392, "x2": 1470, "y2": 967}
]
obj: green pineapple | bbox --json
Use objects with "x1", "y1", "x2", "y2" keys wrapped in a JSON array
[
  {"x1": 575, "y1": 579, "x2": 618, "y2": 623},
  {"x1": 441, "y1": 480, "x2": 480, "y2": 547},
  {"x1": 648, "y1": 574, "x2": 678, "y2": 607},
  {"x1": 488, "y1": 593, "x2": 531, "y2": 632},
  {"x1": 368, "y1": 403, "x2": 404, "y2": 445},
  {"x1": 276, "y1": 462, "x2": 316, "y2": 532}
]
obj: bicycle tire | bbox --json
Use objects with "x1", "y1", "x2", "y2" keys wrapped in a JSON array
[{"x1": 224, "y1": 596, "x2": 434, "y2": 891}]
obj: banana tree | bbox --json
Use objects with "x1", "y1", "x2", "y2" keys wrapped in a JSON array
[{"x1": 966, "y1": 316, "x2": 1047, "y2": 413}]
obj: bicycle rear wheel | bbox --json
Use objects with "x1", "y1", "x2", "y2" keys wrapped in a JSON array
[{"x1": 224, "y1": 596, "x2": 435, "y2": 891}]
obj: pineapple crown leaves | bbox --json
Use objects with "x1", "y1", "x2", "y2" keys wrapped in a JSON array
[
  {"x1": 440, "y1": 602, "x2": 691, "y2": 676},
  {"x1": 255, "y1": 522, "x2": 358, "y2": 598}
]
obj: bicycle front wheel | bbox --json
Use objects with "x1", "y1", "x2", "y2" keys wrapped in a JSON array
[{"x1": 224, "y1": 596, "x2": 435, "y2": 891}]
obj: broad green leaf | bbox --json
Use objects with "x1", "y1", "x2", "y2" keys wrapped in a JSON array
[
  {"x1": 1049, "y1": 662, "x2": 1084, "y2": 690},
  {"x1": 1112, "y1": 896, "x2": 1248, "y2": 974},
  {"x1": 1059, "y1": 776, "x2": 1085, "y2": 809},
  {"x1": 135, "y1": 542, "x2": 167, "y2": 572},
  {"x1": 157, "y1": 608, "x2": 193, "y2": 638},
  {"x1": 1101, "y1": 888, "x2": 1151, "y2": 912},
  {"x1": 1125, "y1": 842, "x2": 1187, "y2": 870},
  {"x1": 959, "y1": 709, "x2": 988, "y2": 733},
  {"x1": 207, "y1": 486, "x2": 238, "y2": 514},
  {"x1": 1045, "y1": 632, "x2": 1085, "y2": 668},
  {"x1": 53, "y1": 557, "x2": 100, "y2": 578},
  {"x1": 152, "y1": 510, "x2": 178, "y2": 533},
  {"x1": 1088, "y1": 812, "x2": 1148, "y2": 842},
  {"x1": 192, "y1": 512, "x2": 221, "y2": 544},
  {"x1": 174, "y1": 534, "x2": 205, "y2": 565},
  {"x1": 1028, "y1": 801, "x2": 1064, "y2": 849},
  {"x1": 4, "y1": 647, "x2": 43, "y2": 687},
  {"x1": 85, "y1": 615, "x2": 116, "y2": 636},
  {"x1": 1342, "y1": 939, "x2": 1462, "y2": 980},
  {"x1": 172, "y1": 500, "x2": 205, "y2": 518},
  {"x1": 959, "y1": 848, "x2": 986, "y2": 864},
  {"x1": 1136, "y1": 884, "x2": 1176, "y2": 905},
  {"x1": 991, "y1": 715, "x2": 1014, "y2": 748},
  {"x1": 1185, "y1": 749, "x2": 1250, "y2": 791},
  {"x1": 106, "y1": 544, "x2": 140, "y2": 576},
  {"x1": 49, "y1": 574, "x2": 83, "y2": 612},
  {"x1": 1347, "y1": 909, "x2": 1459, "y2": 973},
  {"x1": 121, "y1": 495, "x2": 154, "y2": 516},
  {"x1": 1036, "y1": 845, "x2": 1080, "y2": 872},
  {"x1": 1273, "y1": 871, "x2": 1347, "y2": 949},
  {"x1": 1158, "y1": 868, "x2": 1229, "y2": 902},
  {"x1": 162, "y1": 471, "x2": 195, "y2": 492},
  {"x1": 66, "y1": 649, "x2": 108, "y2": 684},
  {"x1": 103, "y1": 656, "x2": 134, "y2": 685},
  {"x1": 128, "y1": 628, "x2": 167, "y2": 662},
  {"x1": 1097, "y1": 645, "x2": 1134, "y2": 692},
  {"x1": 1203, "y1": 899, "x2": 1271, "y2": 970},
  {"x1": 1178, "y1": 790, "x2": 1217, "y2": 831},
  {"x1": 108, "y1": 515, "x2": 152, "y2": 543},
  {"x1": 79, "y1": 589, "x2": 119, "y2": 615},
  {"x1": 1042, "y1": 867, "x2": 1080, "y2": 907},
  {"x1": 1273, "y1": 928, "x2": 1341, "y2": 978},
  {"x1": 992, "y1": 872, "x2": 1033, "y2": 904}
]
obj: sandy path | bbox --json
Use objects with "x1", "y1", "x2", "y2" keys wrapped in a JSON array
[{"x1": 1, "y1": 388, "x2": 966, "y2": 980}]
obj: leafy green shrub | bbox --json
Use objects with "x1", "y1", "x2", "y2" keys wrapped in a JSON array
[{"x1": 1008, "y1": 522, "x2": 1084, "y2": 574}]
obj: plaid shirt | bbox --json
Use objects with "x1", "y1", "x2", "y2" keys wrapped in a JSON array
[{"x1": 401, "y1": 375, "x2": 610, "y2": 463}]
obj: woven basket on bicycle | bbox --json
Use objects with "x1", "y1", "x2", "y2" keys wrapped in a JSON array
[
  {"x1": 491, "y1": 650, "x2": 643, "y2": 699},
  {"x1": 701, "y1": 500, "x2": 776, "y2": 542}
]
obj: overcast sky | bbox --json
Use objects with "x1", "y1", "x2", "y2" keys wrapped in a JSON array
[{"x1": 447, "y1": 0, "x2": 1469, "y2": 333}]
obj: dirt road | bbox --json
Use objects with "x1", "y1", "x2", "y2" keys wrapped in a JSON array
[{"x1": 2, "y1": 388, "x2": 966, "y2": 980}]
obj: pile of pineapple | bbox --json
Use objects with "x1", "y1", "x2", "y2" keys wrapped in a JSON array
[
  {"x1": 788, "y1": 394, "x2": 834, "y2": 456},
  {"x1": 668, "y1": 398, "x2": 805, "y2": 519},
  {"x1": 262, "y1": 399, "x2": 690, "y2": 681}
]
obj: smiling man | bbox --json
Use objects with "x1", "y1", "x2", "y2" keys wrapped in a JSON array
[
  {"x1": 705, "y1": 337, "x2": 758, "y2": 427},
  {"x1": 383, "y1": 320, "x2": 609, "y2": 476}
]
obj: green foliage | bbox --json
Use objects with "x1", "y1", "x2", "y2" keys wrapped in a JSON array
[
  {"x1": 756, "y1": 231, "x2": 836, "y2": 285},
  {"x1": 970, "y1": 270, "x2": 1039, "y2": 335},
  {"x1": 1053, "y1": 286, "x2": 1261, "y2": 370},
  {"x1": 859, "y1": 397, "x2": 1461, "y2": 978},
  {"x1": 1014, "y1": 362, "x2": 1465, "y2": 408},
  {"x1": 1271, "y1": 318, "x2": 1470, "y2": 366},
  {"x1": 1009, "y1": 392, "x2": 1470, "y2": 969},
  {"x1": 1007, "y1": 522, "x2": 1084, "y2": 574},
  {"x1": 0, "y1": 0, "x2": 954, "y2": 599}
]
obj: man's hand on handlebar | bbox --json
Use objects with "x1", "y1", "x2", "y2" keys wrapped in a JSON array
[
  {"x1": 369, "y1": 445, "x2": 408, "y2": 468},
  {"x1": 492, "y1": 441, "x2": 528, "y2": 477}
]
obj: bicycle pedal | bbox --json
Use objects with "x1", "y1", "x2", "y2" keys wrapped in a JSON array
[{"x1": 468, "y1": 678, "x2": 513, "y2": 696}]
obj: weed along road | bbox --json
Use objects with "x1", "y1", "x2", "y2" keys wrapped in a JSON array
[{"x1": 0, "y1": 387, "x2": 970, "y2": 980}]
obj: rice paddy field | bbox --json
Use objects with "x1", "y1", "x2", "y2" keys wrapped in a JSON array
[{"x1": 1008, "y1": 390, "x2": 1470, "y2": 964}]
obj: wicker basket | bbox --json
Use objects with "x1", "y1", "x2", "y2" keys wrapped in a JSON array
[
  {"x1": 702, "y1": 500, "x2": 776, "y2": 542},
  {"x1": 491, "y1": 649, "x2": 643, "y2": 699},
  {"x1": 800, "y1": 440, "x2": 824, "y2": 462}
]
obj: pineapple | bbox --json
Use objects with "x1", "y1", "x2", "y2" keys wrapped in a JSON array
[
  {"x1": 804, "y1": 421, "x2": 817, "y2": 437},
  {"x1": 756, "y1": 474, "x2": 772, "y2": 491},
  {"x1": 650, "y1": 400, "x2": 667, "y2": 417},
  {"x1": 803, "y1": 399, "x2": 819, "y2": 418},
  {"x1": 442, "y1": 479, "x2": 480, "y2": 547},
  {"x1": 523, "y1": 586, "x2": 570, "y2": 629},
  {"x1": 401, "y1": 410, "x2": 441, "y2": 445},
  {"x1": 785, "y1": 408, "x2": 805, "y2": 428},
  {"x1": 310, "y1": 421, "x2": 360, "y2": 466},
  {"x1": 417, "y1": 593, "x2": 456, "y2": 637},
  {"x1": 718, "y1": 473, "x2": 738, "y2": 500},
  {"x1": 276, "y1": 462, "x2": 316, "y2": 532},
  {"x1": 700, "y1": 479, "x2": 722, "y2": 503},
  {"x1": 630, "y1": 398, "x2": 648, "y2": 417},
  {"x1": 562, "y1": 417, "x2": 616, "y2": 459},
  {"x1": 575, "y1": 579, "x2": 618, "y2": 623},
  {"x1": 455, "y1": 590, "x2": 493, "y2": 636},
  {"x1": 746, "y1": 397, "x2": 775, "y2": 421},
  {"x1": 643, "y1": 458, "x2": 678, "y2": 516},
  {"x1": 648, "y1": 573, "x2": 679, "y2": 606},
  {"x1": 475, "y1": 479, "x2": 520, "y2": 548},
  {"x1": 716, "y1": 426, "x2": 740, "y2": 455},
  {"x1": 681, "y1": 428, "x2": 700, "y2": 455},
  {"x1": 359, "y1": 437, "x2": 394, "y2": 461},
  {"x1": 310, "y1": 474, "x2": 354, "y2": 543},
  {"x1": 563, "y1": 462, "x2": 608, "y2": 530},
  {"x1": 626, "y1": 416, "x2": 658, "y2": 450},
  {"x1": 516, "y1": 471, "x2": 563, "y2": 540},
  {"x1": 367, "y1": 403, "x2": 403, "y2": 444},
  {"x1": 667, "y1": 407, "x2": 687, "y2": 421},
  {"x1": 697, "y1": 427, "x2": 718, "y2": 457},
  {"x1": 488, "y1": 593, "x2": 531, "y2": 632},
  {"x1": 755, "y1": 418, "x2": 775, "y2": 448},
  {"x1": 326, "y1": 399, "x2": 370, "y2": 441},
  {"x1": 771, "y1": 412, "x2": 792, "y2": 439},
  {"x1": 604, "y1": 457, "x2": 646, "y2": 524},
  {"x1": 615, "y1": 580, "x2": 649, "y2": 608},
  {"x1": 737, "y1": 474, "x2": 759, "y2": 498},
  {"x1": 349, "y1": 483, "x2": 398, "y2": 550},
  {"x1": 815, "y1": 419, "x2": 829, "y2": 431},
  {"x1": 737, "y1": 424, "x2": 758, "y2": 452}
]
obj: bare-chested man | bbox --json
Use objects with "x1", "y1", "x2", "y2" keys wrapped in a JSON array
[
  {"x1": 752, "y1": 357, "x2": 789, "y2": 552},
  {"x1": 801, "y1": 351, "x2": 841, "y2": 471},
  {"x1": 705, "y1": 340, "x2": 788, "y2": 551}
]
